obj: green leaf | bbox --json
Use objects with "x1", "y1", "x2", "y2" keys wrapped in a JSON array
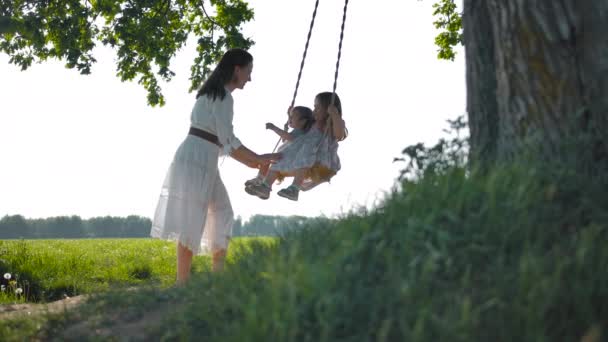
[
  {"x1": 0, "y1": 0, "x2": 254, "y2": 106},
  {"x1": 430, "y1": 0, "x2": 462, "y2": 61}
]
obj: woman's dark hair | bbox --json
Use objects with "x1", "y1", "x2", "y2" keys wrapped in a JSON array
[
  {"x1": 315, "y1": 92, "x2": 348, "y2": 140},
  {"x1": 292, "y1": 106, "x2": 315, "y2": 132},
  {"x1": 196, "y1": 48, "x2": 253, "y2": 101}
]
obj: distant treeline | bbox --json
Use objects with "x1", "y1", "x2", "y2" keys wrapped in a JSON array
[
  {"x1": 0, "y1": 214, "x2": 331, "y2": 239},
  {"x1": 233, "y1": 215, "x2": 332, "y2": 237},
  {"x1": 0, "y1": 215, "x2": 151, "y2": 239}
]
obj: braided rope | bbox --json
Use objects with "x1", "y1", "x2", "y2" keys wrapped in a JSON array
[
  {"x1": 325, "y1": 0, "x2": 349, "y2": 137},
  {"x1": 273, "y1": 0, "x2": 349, "y2": 153},
  {"x1": 331, "y1": 0, "x2": 349, "y2": 106},
  {"x1": 273, "y1": 0, "x2": 320, "y2": 152},
  {"x1": 291, "y1": 0, "x2": 320, "y2": 114}
]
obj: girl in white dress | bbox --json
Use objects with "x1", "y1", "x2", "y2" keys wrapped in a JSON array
[
  {"x1": 246, "y1": 92, "x2": 347, "y2": 201},
  {"x1": 151, "y1": 49, "x2": 279, "y2": 284},
  {"x1": 243, "y1": 106, "x2": 315, "y2": 199}
]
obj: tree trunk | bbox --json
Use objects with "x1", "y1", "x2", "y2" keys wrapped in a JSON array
[
  {"x1": 464, "y1": 0, "x2": 608, "y2": 166},
  {"x1": 463, "y1": 0, "x2": 498, "y2": 163}
]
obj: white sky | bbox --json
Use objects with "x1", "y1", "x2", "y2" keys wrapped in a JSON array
[{"x1": 0, "y1": 0, "x2": 465, "y2": 221}]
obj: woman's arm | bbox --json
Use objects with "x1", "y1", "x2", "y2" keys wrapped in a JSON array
[
  {"x1": 266, "y1": 123, "x2": 294, "y2": 141},
  {"x1": 214, "y1": 95, "x2": 244, "y2": 155},
  {"x1": 213, "y1": 94, "x2": 281, "y2": 166},
  {"x1": 230, "y1": 145, "x2": 258, "y2": 168},
  {"x1": 230, "y1": 144, "x2": 281, "y2": 169}
]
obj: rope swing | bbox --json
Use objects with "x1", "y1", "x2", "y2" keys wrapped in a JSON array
[{"x1": 272, "y1": 0, "x2": 350, "y2": 153}]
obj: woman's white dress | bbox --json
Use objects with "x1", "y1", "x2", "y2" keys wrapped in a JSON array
[{"x1": 150, "y1": 90, "x2": 242, "y2": 255}]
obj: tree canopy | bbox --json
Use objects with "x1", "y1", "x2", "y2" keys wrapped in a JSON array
[
  {"x1": 0, "y1": 0, "x2": 254, "y2": 106},
  {"x1": 1, "y1": 0, "x2": 461, "y2": 106}
]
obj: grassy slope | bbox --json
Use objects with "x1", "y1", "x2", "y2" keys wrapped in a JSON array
[{"x1": 1, "y1": 164, "x2": 607, "y2": 341}]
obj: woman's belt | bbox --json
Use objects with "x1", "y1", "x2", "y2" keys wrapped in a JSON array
[{"x1": 188, "y1": 127, "x2": 222, "y2": 147}]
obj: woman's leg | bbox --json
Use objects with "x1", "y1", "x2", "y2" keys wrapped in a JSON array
[
  {"x1": 212, "y1": 249, "x2": 227, "y2": 271},
  {"x1": 176, "y1": 241, "x2": 194, "y2": 285},
  {"x1": 206, "y1": 174, "x2": 233, "y2": 272}
]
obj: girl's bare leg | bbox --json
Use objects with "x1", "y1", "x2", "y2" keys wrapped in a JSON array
[
  {"x1": 176, "y1": 241, "x2": 194, "y2": 285},
  {"x1": 263, "y1": 170, "x2": 280, "y2": 188},
  {"x1": 291, "y1": 168, "x2": 307, "y2": 188},
  {"x1": 258, "y1": 163, "x2": 269, "y2": 178},
  {"x1": 265, "y1": 170, "x2": 296, "y2": 185},
  {"x1": 212, "y1": 249, "x2": 227, "y2": 272}
]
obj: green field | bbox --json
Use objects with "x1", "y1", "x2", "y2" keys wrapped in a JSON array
[{"x1": 0, "y1": 237, "x2": 273, "y2": 304}]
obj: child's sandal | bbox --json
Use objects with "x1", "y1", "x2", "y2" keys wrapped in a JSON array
[
  {"x1": 277, "y1": 185, "x2": 300, "y2": 201},
  {"x1": 244, "y1": 177, "x2": 263, "y2": 187},
  {"x1": 245, "y1": 182, "x2": 271, "y2": 200}
]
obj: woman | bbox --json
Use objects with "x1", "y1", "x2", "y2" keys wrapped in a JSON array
[{"x1": 151, "y1": 48, "x2": 278, "y2": 284}]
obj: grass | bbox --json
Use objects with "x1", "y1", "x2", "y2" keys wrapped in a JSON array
[
  {"x1": 0, "y1": 237, "x2": 274, "y2": 304},
  {"x1": 1, "y1": 162, "x2": 607, "y2": 341}
]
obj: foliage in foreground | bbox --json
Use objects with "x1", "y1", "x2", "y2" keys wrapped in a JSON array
[{"x1": 2, "y1": 158, "x2": 606, "y2": 341}]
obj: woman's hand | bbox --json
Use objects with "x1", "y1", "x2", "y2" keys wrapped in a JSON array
[
  {"x1": 258, "y1": 153, "x2": 282, "y2": 166},
  {"x1": 230, "y1": 145, "x2": 280, "y2": 169},
  {"x1": 266, "y1": 122, "x2": 278, "y2": 130},
  {"x1": 241, "y1": 159, "x2": 261, "y2": 169}
]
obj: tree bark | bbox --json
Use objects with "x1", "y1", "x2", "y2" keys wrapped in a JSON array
[
  {"x1": 463, "y1": 0, "x2": 498, "y2": 163},
  {"x1": 464, "y1": 0, "x2": 608, "y2": 165}
]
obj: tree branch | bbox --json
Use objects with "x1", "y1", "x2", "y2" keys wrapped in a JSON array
[{"x1": 200, "y1": 0, "x2": 218, "y2": 27}]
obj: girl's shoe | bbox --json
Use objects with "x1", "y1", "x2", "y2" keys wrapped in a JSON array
[
  {"x1": 244, "y1": 177, "x2": 263, "y2": 187},
  {"x1": 245, "y1": 182, "x2": 271, "y2": 200},
  {"x1": 277, "y1": 185, "x2": 299, "y2": 201}
]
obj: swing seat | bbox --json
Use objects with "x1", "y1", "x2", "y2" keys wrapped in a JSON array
[
  {"x1": 300, "y1": 178, "x2": 324, "y2": 191},
  {"x1": 300, "y1": 163, "x2": 336, "y2": 191},
  {"x1": 274, "y1": 164, "x2": 334, "y2": 192}
]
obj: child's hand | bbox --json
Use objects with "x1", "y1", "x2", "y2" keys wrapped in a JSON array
[
  {"x1": 265, "y1": 123, "x2": 277, "y2": 130},
  {"x1": 286, "y1": 106, "x2": 293, "y2": 115}
]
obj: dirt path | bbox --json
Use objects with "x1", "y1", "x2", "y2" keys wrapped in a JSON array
[
  {"x1": 0, "y1": 295, "x2": 88, "y2": 320},
  {"x1": 0, "y1": 292, "x2": 167, "y2": 341}
]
